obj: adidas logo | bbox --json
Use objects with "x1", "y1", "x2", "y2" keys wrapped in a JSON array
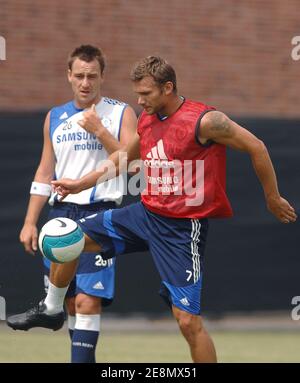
[
  {"x1": 144, "y1": 139, "x2": 174, "y2": 168},
  {"x1": 93, "y1": 281, "x2": 104, "y2": 290},
  {"x1": 180, "y1": 297, "x2": 190, "y2": 307},
  {"x1": 59, "y1": 112, "x2": 68, "y2": 119}
]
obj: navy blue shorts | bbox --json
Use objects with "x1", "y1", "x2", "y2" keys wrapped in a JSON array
[
  {"x1": 78, "y1": 202, "x2": 209, "y2": 315},
  {"x1": 44, "y1": 201, "x2": 117, "y2": 306}
]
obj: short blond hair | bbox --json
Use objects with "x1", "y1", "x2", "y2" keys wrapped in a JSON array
[{"x1": 130, "y1": 56, "x2": 177, "y2": 92}]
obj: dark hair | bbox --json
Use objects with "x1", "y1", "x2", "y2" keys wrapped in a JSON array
[
  {"x1": 130, "y1": 56, "x2": 177, "y2": 92},
  {"x1": 68, "y1": 45, "x2": 106, "y2": 74}
]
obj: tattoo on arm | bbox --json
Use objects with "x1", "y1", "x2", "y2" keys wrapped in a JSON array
[{"x1": 206, "y1": 111, "x2": 232, "y2": 137}]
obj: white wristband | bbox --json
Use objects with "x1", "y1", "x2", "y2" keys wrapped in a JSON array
[{"x1": 30, "y1": 182, "x2": 52, "y2": 196}]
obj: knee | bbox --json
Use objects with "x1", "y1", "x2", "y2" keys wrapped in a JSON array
[
  {"x1": 75, "y1": 293, "x2": 102, "y2": 314},
  {"x1": 178, "y1": 313, "x2": 196, "y2": 333},
  {"x1": 174, "y1": 310, "x2": 203, "y2": 338}
]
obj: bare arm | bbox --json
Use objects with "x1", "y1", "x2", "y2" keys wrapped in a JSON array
[
  {"x1": 78, "y1": 104, "x2": 137, "y2": 154},
  {"x1": 199, "y1": 111, "x2": 297, "y2": 223},
  {"x1": 20, "y1": 112, "x2": 56, "y2": 254}
]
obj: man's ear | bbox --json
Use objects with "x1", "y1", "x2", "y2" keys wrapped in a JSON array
[
  {"x1": 67, "y1": 69, "x2": 72, "y2": 83},
  {"x1": 164, "y1": 81, "x2": 174, "y2": 95}
]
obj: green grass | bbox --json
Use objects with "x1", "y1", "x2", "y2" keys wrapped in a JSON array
[
  {"x1": 1, "y1": 328, "x2": 300, "y2": 363},
  {"x1": 214, "y1": 331, "x2": 300, "y2": 363}
]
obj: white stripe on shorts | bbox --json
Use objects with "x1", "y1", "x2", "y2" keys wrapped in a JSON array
[{"x1": 191, "y1": 219, "x2": 201, "y2": 283}]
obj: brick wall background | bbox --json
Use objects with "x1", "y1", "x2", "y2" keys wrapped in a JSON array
[{"x1": 1, "y1": 0, "x2": 299, "y2": 117}]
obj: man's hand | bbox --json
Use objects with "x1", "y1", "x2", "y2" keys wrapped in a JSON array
[
  {"x1": 78, "y1": 104, "x2": 104, "y2": 136},
  {"x1": 267, "y1": 196, "x2": 297, "y2": 223},
  {"x1": 20, "y1": 223, "x2": 38, "y2": 255},
  {"x1": 51, "y1": 178, "x2": 82, "y2": 199}
]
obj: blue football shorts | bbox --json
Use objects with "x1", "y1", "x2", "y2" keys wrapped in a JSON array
[
  {"x1": 78, "y1": 201, "x2": 209, "y2": 315},
  {"x1": 43, "y1": 201, "x2": 117, "y2": 306}
]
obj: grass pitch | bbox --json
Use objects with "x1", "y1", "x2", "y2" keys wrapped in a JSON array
[{"x1": 1, "y1": 326, "x2": 300, "y2": 363}]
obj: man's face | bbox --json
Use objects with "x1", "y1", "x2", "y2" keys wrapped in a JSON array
[
  {"x1": 68, "y1": 58, "x2": 103, "y2": 108},
  {"x1": 133, "y1": 76, "x2": 167, "y2": 115}
]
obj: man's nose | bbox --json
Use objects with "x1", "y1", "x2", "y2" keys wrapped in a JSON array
[
  {"x1": 82, "y1": 77, "x2": 89, "y2": 87},
  {"x1": 138, "y1": 96, "x2": 144, "y2": 105}
]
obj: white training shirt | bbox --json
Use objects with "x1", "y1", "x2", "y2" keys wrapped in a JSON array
[{"x1": 49, "y1": 97, "x2": 127, "y2": 205}]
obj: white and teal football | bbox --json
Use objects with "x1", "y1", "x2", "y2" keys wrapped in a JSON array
[{"x1": 38, "y1": 217, "x2": 84, "y2": 263}]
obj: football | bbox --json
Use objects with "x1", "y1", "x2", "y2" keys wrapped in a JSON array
[{"x1": 38, "y1": 217, "x2": 85, "y2": 263}]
